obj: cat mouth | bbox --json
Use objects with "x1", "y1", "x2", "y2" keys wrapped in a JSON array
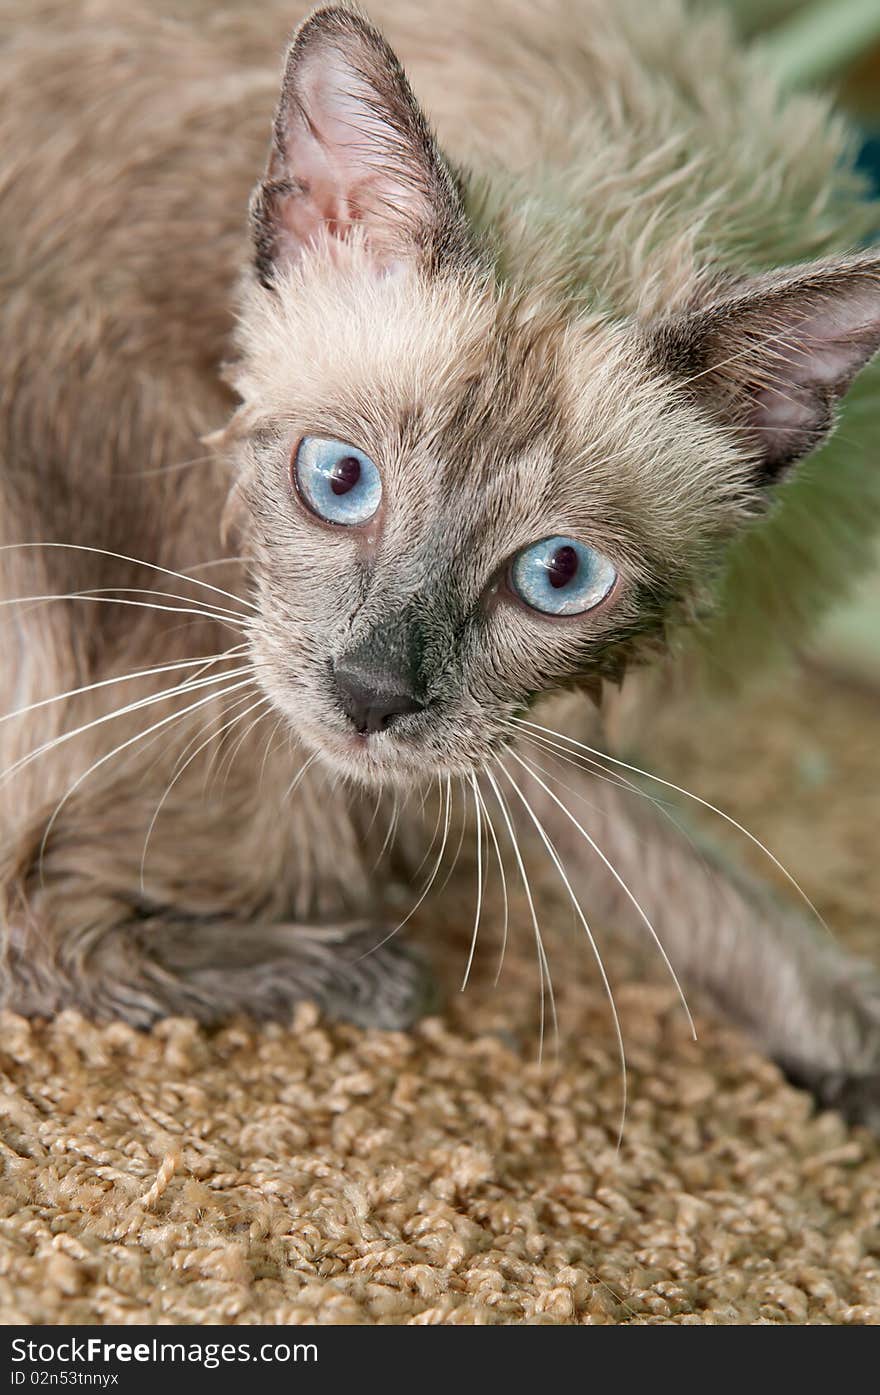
[{"x1": 295, "y1": 717, "x2": 439, "y2": 784}]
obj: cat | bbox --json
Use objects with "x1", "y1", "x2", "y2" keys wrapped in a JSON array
[{"x1": 2, "y1": 0, "x2": 880, "y2": 1133}]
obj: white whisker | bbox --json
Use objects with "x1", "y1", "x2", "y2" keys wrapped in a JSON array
[
  {"x1": 506, "y1": 723, "x2": 709, "y2": 870},
  {"x1": 139, "y1": 689, "x2": 265, "y2": 893},
  {"x1": 358, "y1": 772, "x2": 454, "y2": 961},
  {"x1": 410, "y1": 774, "x2": 445, "y2": 882},
  {"x1": 258, "y1": 714, "x2": 286, "y2": 789},
  {"x1": 283, "y1": 751, "x2": 319, "y2": 804},
  {"x1": 472, "y1": 772, "x2": 510, "y2": 988},
  {"x1": 505, "y1": 720, "x2": 674, "y2": 815},
  {"x1": 374, "y1": 790, "x2": 401, "y2": 869},
  {"x1": 461, "y1": 772, "x2": 485, "y2": 993},
  {"x1": 0, "y1": 590, "x2": 247, "y2": 630},
  {"x1": 0, "y1": 645, "x2": 249, "y2": 728},
  {"x1": 435, "y1": 774, "x2": 468, "y2": 896},
  {"x1": 512, "y1": 716, "x2": 830, "y2": 936},
  {"x1": 482, "y1": 764, "x2": 557, "y2": 1062},
  {"x1": 2, "y1": 665, "x2": 254, "y2": 787},
  {"x1": 83, "y1": 584, "x2": 248, "y2": 622},
  {"x1": 0, "y1": 541, "x2": 258, "y2": 612},
  {"x1": 214, "y1": 695, "x2": 273, "y2": 793},
  {"x1": 496, "y1": 756, "x2": 627, "y2": 1147},
  {"x1": 364, "y1": 787, "x2": 386, "y2": 841},
  {"x1": 2, "y1": 583, "x2": 248, "y2": 622},
  {"x1": 509, "y1": 746, "x2": 696, "y2": 1040},
  {"x1": 182, "y1": 557, "x2": 249, "y2": 574},
  {"x1": 37, "y1": 675, "x2": 255, "y2": 881}
]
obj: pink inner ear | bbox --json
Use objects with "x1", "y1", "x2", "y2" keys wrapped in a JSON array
[
  {"x1": 736, "y1": 278, "x2": 880, "y2": 471},
  {"x1": 274, "y1": 114, "x2": 350, "y2": 249},
  {"x1": 751, "y1": 380, "x2": 819, "y2": 438},
  {"x1": 272, "y1": 46, "x2": 433, "y2": 266},
  {"x1": 785, "y1": 286, "x2": 880, "y2": 387}
]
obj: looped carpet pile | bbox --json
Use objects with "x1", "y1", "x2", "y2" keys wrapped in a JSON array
[{"x1": 0, "y1": 666, "x2": 878, "y2": 1324}]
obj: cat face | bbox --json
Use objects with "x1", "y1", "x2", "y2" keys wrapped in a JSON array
[
  {"x1": 224, "y1": 6, "x2": 880, "y2": 786},
  {"x1": 232, "y1": 257, "x2": 746, "y2": 784}
]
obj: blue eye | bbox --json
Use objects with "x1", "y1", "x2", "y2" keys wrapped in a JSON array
[
  {"x1": 293, "y1": 437, "x2": 382, "y2": 526},
  {"x1": 510, "y1": 536, "x2": 617, "y2": 616}
]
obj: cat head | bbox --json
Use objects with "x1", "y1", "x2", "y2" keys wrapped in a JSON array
[{"x1": 224, "y1": 4, "x2": 880, "y2": 787}]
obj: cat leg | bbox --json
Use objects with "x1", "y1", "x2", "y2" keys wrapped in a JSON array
[
  {"x1": 3, "y1": 899, "x2": 434, "y2": 1032},
  {"x1": 77, "y1": 919, "x2": 435, "y2": 1030},
  {"x1": 507, "y1": 745, "x2": 880, "y2": 1132},
  {"x1": 0, "y1": 799, "x2": 434, "y2": 1031}
]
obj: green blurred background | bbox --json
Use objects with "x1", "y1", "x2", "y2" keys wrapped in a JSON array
[{"x1": 722, "y1": 0, "x2": 880, "y2": 679}]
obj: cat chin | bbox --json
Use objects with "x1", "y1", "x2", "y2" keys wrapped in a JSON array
[{"x1": 292, "y1": 716, "x2": 472, "y2": 791}]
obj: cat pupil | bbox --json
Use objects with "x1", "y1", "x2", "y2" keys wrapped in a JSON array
[
  {"x1": 330, "y1": 455, "x2": 361, "y2": 496},
  {"x1": 546, "y1": 544, "x2": 579, "y2": 589}
]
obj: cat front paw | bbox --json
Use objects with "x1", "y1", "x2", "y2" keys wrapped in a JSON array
[
  {"x1": 295, "y1": 924, "x2": 439, "y2": 1030},
  {"x1": 130, "y1": 917, "x2": 439, "y2": 1031},
  {"x1": 776, "y1": 963, "x2": 880, "y2": 1135}
]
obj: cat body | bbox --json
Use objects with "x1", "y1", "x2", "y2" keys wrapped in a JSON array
[{"x1": 2, "y1": 1, "x2": 880, "y2": 1126}]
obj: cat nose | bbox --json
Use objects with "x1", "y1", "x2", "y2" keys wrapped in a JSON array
[{"x1": 331, "y1": 661, "x2": 426, "y2": 735}]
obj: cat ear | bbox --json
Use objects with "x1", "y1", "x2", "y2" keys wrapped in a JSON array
[
  {"x1": 649, "y1": 254, "x2": 880, "y2": 483},
  {"x1": 250, "y1": 5, "x2": 473, "y2": 284}
]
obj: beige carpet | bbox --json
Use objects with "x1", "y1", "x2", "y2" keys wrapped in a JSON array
[{"x1": 1, "y1": 666, "x2": 879, "y2": 1325}]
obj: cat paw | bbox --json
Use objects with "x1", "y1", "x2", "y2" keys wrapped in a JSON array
[
  {"x1": 137, "y1": 917, "x2": 438, "y2": 1031},
  {"x1": 290, "y1": 923, "x2": 439, "y2": 1030},
  {"x1": 776, "y1": 966, "x2": 880, "y2": 1135}
]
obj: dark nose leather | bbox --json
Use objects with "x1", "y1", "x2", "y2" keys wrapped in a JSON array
[{"x1": 332, "y1": 661, "x2": 425, "y2": 735}]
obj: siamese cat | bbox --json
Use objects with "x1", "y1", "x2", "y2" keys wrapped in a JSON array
[{"x1": 2, "y1": 0, "x2": 880, "y2": 1131}]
